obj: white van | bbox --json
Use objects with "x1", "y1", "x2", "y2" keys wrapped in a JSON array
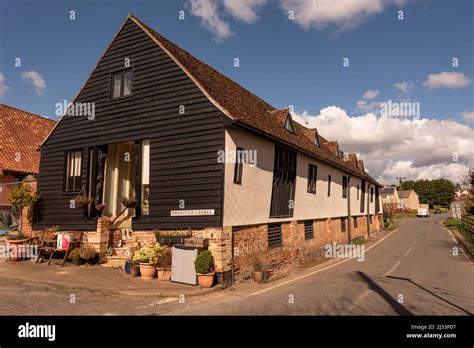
[{"x1": 417, "y1": 208, "x2": 430, "y2": 217}]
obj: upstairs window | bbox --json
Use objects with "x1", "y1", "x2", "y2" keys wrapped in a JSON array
[
  {"x1": 307, "y1": 164, "x2": 317, "y2": 194},
  {"x1": 342, "y1": 175, "x2": 348, "y2": 198},
  {"x1": 327, "y1": 175, "x2": 332, "y2": 197},
  {"x1": 65, "y1": 150, "x2": 82, "y2": 192},
  {"x1": 111, "y1": 69, "x2": 132, "y2": 99},
  {"x1": 357, "y1": 184, "x2": 360, "y2": 200},
  {"x1": 284, "y1": 114, "x2": 295, "y2": 133},
  {"x1": 370, "y1": 187, "x2": 374, "y2": 202},
  {"x1": 233, "y1": 147, "x2": 244, "y2": 185}
]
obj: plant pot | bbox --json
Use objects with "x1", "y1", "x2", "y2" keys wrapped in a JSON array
[
  {"x1": 197, "y1": 272, "x2": 215, "y2": 288},
  {"x1": 130, "y1": 266, "x2": 140, "y2": 277},
  {"x1": 139, "y1": 263, "x2": 156, "y2": 280},
  {"x1": 7, "y1": 239, "x2": 29, "y2": 262},
  {"x1": 253, "y1": 271, "x2": 264, "y2": 283},
  {"x1": 124, "y1": 261, "x2": 131, "y2": 274},
  {"x1": 157, "y1": 267, "x2": 171, "y2": 281}
]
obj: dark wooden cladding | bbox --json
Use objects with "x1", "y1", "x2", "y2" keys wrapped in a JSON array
[{"x1": 34, "y1": 19, "x2": 225, "y2": 230}]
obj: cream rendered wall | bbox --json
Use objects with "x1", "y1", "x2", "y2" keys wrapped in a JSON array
[{"x1": 223, "y1": 128, "x2": 375, "y2": 227}]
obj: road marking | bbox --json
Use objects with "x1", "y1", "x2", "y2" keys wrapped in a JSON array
[
  {"x1": 404, "y1": 246, "x2": 413, "y2": 257},
  {"x1": 384, "y1": 260, "x2": 402, "y2": 277},
  {"x1": 347, "y1": 288, "x2": 372, "y2": 312},
  {"x1": 413, "y1": 238, "x2": 417, "y2": 244},
  {"x1": 446, "y1": 229, "x2": 471, "y2": 262},
  {"x1": 249, "y1": 228, "x2": 399, "y2": 297}
]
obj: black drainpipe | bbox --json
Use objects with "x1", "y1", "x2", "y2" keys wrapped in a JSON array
[{"x1": 347, "y1": 174, "x2": 352, "y2": 244}]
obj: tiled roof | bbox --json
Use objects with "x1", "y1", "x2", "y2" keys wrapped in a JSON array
[
  {"x1": 0, "y1": 104, "x2": 55, "y2": 174},
  {"x1": 398, "y1": 190, "x2": 415, "y2": 198},
  {"x1": 130, "y1": 16, "x2": 380, "y2": 185}
]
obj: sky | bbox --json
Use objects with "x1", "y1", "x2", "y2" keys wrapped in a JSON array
[{"x1": 1, "y1": 0, "x2": 473, "y2": 184}]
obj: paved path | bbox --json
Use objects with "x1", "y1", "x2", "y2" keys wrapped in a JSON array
[{"x1": 0, "y1": 213, "x2": 471, "y2": 315}]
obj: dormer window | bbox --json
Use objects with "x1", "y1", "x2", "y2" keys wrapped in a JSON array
[
  {"x1": 284, "y1": 114, "x2": 295, "y2": 134},
  {"x1": 313, "y1": 131, "x2": 320, "y2": 147},
  {"x1": 111, "y1": 69, "x2": 132, "y2": 99}
]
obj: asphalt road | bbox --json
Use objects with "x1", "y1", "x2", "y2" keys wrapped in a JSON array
[
  {"x1": 0, "y1": 213, "x2": 472, "y2": 315},
  {"x1": 169, "y1": 213, "x2": 474, "y2": 315}
]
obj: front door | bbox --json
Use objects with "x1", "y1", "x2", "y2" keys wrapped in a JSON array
[{"x1": 102, "y1": 142, "x2": 136, "y2": 227}]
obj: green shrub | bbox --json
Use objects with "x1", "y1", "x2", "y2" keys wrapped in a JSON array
[
  {"x1": 68, "y1": 248, "x2": 82, "y2": 265},
  {"x1": 132, "y1": 244, "x2": 166, "y2": 265},
  {"x1": 194, "y1": 250, "x2": 214, "y2": 274},
  {"x1": 80, "y1": 249, "x2": 99, "y2": 265}
]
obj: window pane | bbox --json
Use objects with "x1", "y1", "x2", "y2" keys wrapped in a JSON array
[
  {"x1": 123, "y1": 71, "x2": 132, "y2": 96},
  {"x1": 113, "y1": 74, "x2": 121, "y2": 98}
]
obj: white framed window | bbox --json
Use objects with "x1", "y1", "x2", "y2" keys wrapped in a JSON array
[{"x1": 65, "y1": 150, "x2": 82, "y2": 192}]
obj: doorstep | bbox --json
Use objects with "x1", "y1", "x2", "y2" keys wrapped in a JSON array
[{"x1": 0, "y1": 261, "x2": 220, "y2": 297}]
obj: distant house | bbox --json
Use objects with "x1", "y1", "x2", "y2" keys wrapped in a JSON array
[
  {"x1": 454, "y1": 184, "x2": 470, "y2": 198},
  {"x1": 381, "y1": 186, "x2": 404, "y2": 209},
  {"x1": 0, "y1": 104, "x2": 55, "y2": 217},
  {"x1": 398, "y1": 190, "x2": 420, "y2": 210}
]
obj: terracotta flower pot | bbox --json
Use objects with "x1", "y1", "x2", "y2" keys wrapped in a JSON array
[
  {"x1": 130, "y1": 266, "x2": 140, "y2": 277},
  {"x1": 139, "y1": 263, "x2": 156, "y2": 280},
  {"x1": 7, "y1": 239, "x2": 29, "y2": 262},
  {"x1": 157, "y1": 268, "x2": 171, "y2": 281},
  {"x1": 197, "y1": 272, "x2": 215, "y2": 288},
  {"x1": 253, "y1": 271, "x2": 264, "y2": 283}
]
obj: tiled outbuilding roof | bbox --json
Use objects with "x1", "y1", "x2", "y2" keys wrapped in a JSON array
[{"x1": 0, "y1": 104, "x2": 55, "y2": 174}]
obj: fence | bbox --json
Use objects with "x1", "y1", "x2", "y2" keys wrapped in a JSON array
[{"x1": 460, "y1": 215, "x2": 474, "y2": 241}]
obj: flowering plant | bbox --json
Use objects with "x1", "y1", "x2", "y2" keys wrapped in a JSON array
[{"x1": 132, "y1": 244, "x2": 166, "y2": 265}]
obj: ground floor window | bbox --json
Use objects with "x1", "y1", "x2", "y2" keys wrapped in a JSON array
[
  {"x1": 65, "y1": 150, "x2": 82, "y2": 192},
  {"x1": 341, "y1": 217, "x2": 346, "y2": 232},
  {"x1": 141, "y1": 140, "x2": 150, "y2": 215},
  {"x1": 353, "y1": 216, "x2": 358, "y2": 228},
  {"x1": 304, "y1": 220, "x2": 314, "y2": 240},
  {"x1": 268, "y1": 223, "x2": 282, "y2": 248}
]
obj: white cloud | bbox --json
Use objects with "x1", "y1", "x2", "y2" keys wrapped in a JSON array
[
  {"x1": 362, "y1": 89, "x2": 379, "y2": 100},
  {"x1": 423, "y1": 71, "x2": 471, "y2": 90},
  {"x1": 279, "y1": 0, "x2": 407, "y2": 31},
  {"x1": 393, "y1": 81, "x2": 414, "y2": 93},
  {"x1": 462, "y1": 111, "x2": 474, "y2": 122},
  {"x1": 292, "y1": 106, "x2": 474, "y2": 184},
  {"x1": 0, "y1": 73, "x2": 9, "y2": 99},
  {"x1": 223, "y1": 0, "x2": 267, "y2": 23},
  {"x1": 20, "y1": 70, "x2": 47, "y2": 95},
  {"x1": 188, "y1": 0, "x2": 234, "y2": 42}
]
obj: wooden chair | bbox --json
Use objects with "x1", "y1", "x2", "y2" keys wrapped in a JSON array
[
  {"x1": 47, "y1": 232, "x2": 82, "y2": 267},
  {"x1": 34, "y1": 229, "x2": 58, "y2": 264}
]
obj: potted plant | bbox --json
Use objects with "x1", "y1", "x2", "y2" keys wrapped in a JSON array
[
  {"x1": 8, "y1": 183, "x2": 39, "y2": 234},
  {"x1": 121, "y1": 196, "x2": 137, "y2": 209},
  {"x1": 74, "y1": 192, "x2": 95, "y2": 217},
  {"x1": 80, "y1": 248, "x2": 99, "y2": 265},
  {"x1": 6, "y1": 232, "x2": 30, "y2": 262},
  {"x1": 132, "y1": 244, "x2": 165, "y2": 280},
  {"x1": 68, "y1": 248, "x2": 83, "y2": 266},
  {"x1": 157, "y1": 249, "x2": 171, "y2": 281},
  {"x1": 194, "y1": 250, "x2": 215, "y2": 288},
  {"x1": 129, "y1": 261, "x2": 141, "y2": 277},
  {"x1": 252, "y1": 254, "x2": 265, "y2": 283}
]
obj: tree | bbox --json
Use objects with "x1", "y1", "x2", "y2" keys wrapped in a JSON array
[
  {"x1": 400, "y1": 180, "x2": 415, "y2": 191},
  {"x1": 382, "y1": 196, "x2": 398, "y2": 226},
  {"x1": 459, "y1": 168, "x2": 474, "y2": 194},
  {"x1": 408, "y1": 178, "x2": 455, "y2": 207}
]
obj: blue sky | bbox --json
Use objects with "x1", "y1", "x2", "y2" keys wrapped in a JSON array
[
  {"x1": 1, "y1": 0, "x2": 472, "y2": 121},
  {"x1": 1, "y1": 0, "x2": 473, "y2": 183}
]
